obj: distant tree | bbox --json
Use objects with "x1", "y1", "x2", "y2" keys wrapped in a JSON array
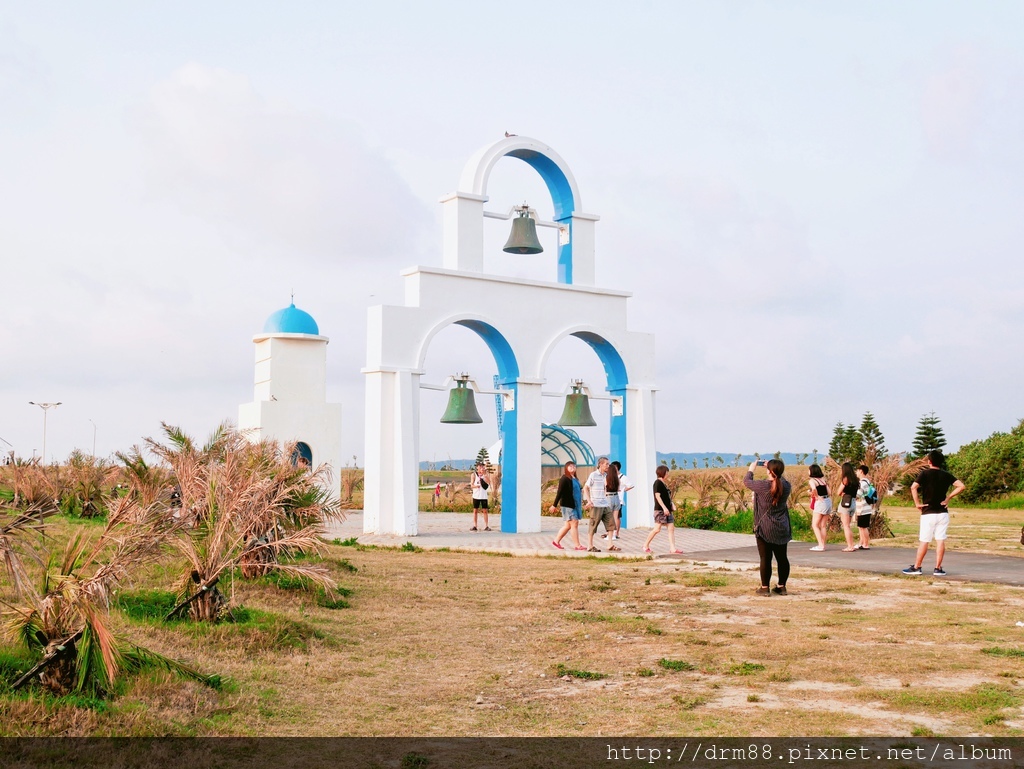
[
  {"x1": 702, "y1": 457, "x2": 710, "y2": 469},
  {"x1": 475, "y1": 447, "x2": 491, "y2": 468},
  {"x1": 910, "y1": 412, "x2": 947, "y2": 460},
  {"x1": 714, "y1": 455, "x2": 724, "y2": 467},
  {"x1": 669, "y1": 458, "x2": 678, "y2": 470},
  {"x1": 796, "y1": 452, "x2": 808, "y2": 465},
  {"x1": 773, "y1": 450, "x2": 782, "y2": 460},
  {"x1": 858, "y1": 412, "x2": 886, "y2": 464},
  {"x1": 812, "y1": 449, "x2": 819, "y2": 465},
  {"x1": 754, "y1": 452, "x2": 761, "y2": 461},
  {"x1": 828, "y1": 422, "x2": 865, "y2": 465},
  {"x1": 734, "y1": 454, "x2": 743, "y2": 467}
]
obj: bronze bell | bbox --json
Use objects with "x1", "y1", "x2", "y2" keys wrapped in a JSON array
[
  {"x1": 557, "y1": 381, "x2": 597, "y2": 427},
  {"x1": 502, "y1": 207, "x2": 543, "y2": 254},
  {"x1": 440, "y1": 377, "x2": 483, "y2": 424}
]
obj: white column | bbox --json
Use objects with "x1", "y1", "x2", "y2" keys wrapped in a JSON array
[
  {"x1": 363, "y1": 368, "x2": 421, "y2": 536},
  {"x1": 440, "y1": 192, "x2": 488, "y2": 272},
  {"x1": 626, "y1": 386, "x2": 658, "y2": 528},
  {"x1": 568, "y1": 212, "x2": 599, "y2": 286},
  {"x1": 512, "y1": 380, "x2": 543, "y2": 533}
]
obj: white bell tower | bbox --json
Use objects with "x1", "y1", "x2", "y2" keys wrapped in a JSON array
[{"x1": 238, "y1": 302, "x2": 344, "y2": 499}]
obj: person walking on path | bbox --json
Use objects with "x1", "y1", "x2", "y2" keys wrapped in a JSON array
[
  {"x1": 855, "y1": 465, "x2": 876, "y2": 550},
  {"x1": 643, "y1": 465, "x2": 683, "y2": 554},
  {"x1": 837, "y1": 462, "x2": 859, "y2": 552},
  {"x1": 469, "y1": 463, "x2": 491, "y2": 531},
  {"x1": 551, "y1": 462, "x2": 586, "y2": 551},
  {"x1": 808, "y1": 464, "x2": 831, "y2": 551},
  {"x1": 433, "y1": 482, "x2": 441, "y2": 509},
  {"x1": 604, "y1": 462, "x2": 622, "y2": 545},
  {"x1": 743, "y1": 458, "x2": 792, "y2": 595},
  {"x1": 583, "y1": 457, "x2": 616, "y2": 552},
  {"x1": 608, "y1": 460, "x2": 634, "y2": 541},
  {"x1": 903, "y1": 450, "x2": 965, "y2": 576}
]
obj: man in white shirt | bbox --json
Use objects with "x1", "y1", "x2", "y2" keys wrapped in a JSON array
[{"x1": 583, "y1": 457, "x2": 615, "y2": 552}]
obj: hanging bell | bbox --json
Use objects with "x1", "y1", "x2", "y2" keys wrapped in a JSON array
[
  {"x1": 557, "y1": 381, "x2": 597, "y2": 427},
  {"x1": 440, "y1": 377, "x2": 483, "y2": 424},
  {"x1": 502, "y1": 206, "x2": 544, "y2": 254}
]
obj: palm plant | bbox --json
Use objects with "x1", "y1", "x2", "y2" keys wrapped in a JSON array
[
  {"x1": 146, "y1": 423, "x2": 344, "y2": 622},
  {"x1": 0, "y1": 498, "x2": 219, "y2": 695},
  {"x1": 720, "y1": 470, "x2": 752, "y2": 513},
  {"x1": 60, "y1": 451, "x2": 119, "y2": 518},
  {"x1": 115, "y1": 446, "x2": 172, "y2": 507},
  {"x1": 682, "y1": 470, "x2": 725, "y2": 508}
]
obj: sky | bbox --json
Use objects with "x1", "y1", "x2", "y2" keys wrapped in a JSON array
[{"x1": 2, "y1": 2, "x2": 1023, "y2": 466}]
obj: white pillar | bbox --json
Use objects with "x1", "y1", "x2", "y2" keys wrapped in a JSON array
[
  {"x1": 363, "y1": 368, "x2": 421, "y2": 536},
  {"x1": 567, "y1": 213, "x2": 599, "y2": 286},
  {"x1": 626, "y1": 386, "x2": 658, "y2": 528},
  {"x1": 509, "y1": 380, "x2": 543, "y2": 533},
  {"x1": 440, "y1": 192, "x2": 487, "y2": 272}
]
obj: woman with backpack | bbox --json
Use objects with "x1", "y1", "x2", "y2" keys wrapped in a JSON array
[
  {"x1": 854, "y1": 465, "x2": 876, "y2": 550},
  {"x1": 808, "y1": 464, "x2": 831, "y2": 551},
  {"x1": 837, "y1": 462, "x2": 859, "y2": 552}
]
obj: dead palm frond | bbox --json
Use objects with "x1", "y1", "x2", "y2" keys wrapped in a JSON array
[
  {"x1": 682, "y1": 470, "x2": 725, "y2": 508},
  {"x1": 0, "y1": 496, "x2": 217, "y2": 696},
  {"x1": 148, "y1": 424, "x2": 345, "y2": 622}
]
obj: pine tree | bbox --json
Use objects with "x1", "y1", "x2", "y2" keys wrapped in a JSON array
[
  {"x1": 475, "y1": 447, "x2": 491, "y2": 468},
  {"x1": 910, "y1": 412, "x2": 947, "y2": 459},
  {"x1": 858, "y1": 411, "x2": 886, "y2": 464},
  {"x1": 828, "y1": 423, "x2": 846, "y2": 462},
  {"x1": 829, "y1": 422, "x2": 865, "y2": 464}
]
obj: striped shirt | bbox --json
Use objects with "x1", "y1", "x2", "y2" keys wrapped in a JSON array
[{"x1": 743, "y1": 471, "x2": 792, "y2": 545}]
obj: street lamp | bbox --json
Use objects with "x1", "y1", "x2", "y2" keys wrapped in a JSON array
[
  {"x1": 89, "y1": 419, "x2": 97, "y2": 458},
  {"x1": 28, "y1": 402, "x2": 62, "y2": 464}
]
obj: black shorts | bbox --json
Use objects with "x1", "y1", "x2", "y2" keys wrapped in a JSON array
[
  {"x1": 473, "y1": 499, "x2": 489, "y2": 509},
  {"x1": 856, "y1": 513, "x2": 871, "y2": 528}
]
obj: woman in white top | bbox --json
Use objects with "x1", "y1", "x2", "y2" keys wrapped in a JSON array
[{"x1": 808, "y1": 464, "x2": 832, "y2": 551}]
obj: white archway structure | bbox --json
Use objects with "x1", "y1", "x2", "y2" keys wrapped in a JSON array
[{"x1": 363, "y1": 136, "x2": 657, "y2": 535}]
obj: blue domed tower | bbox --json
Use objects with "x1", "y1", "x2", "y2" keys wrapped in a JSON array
[{"x1": 238, "y1": 301, "x2": 343, "y2": 497}]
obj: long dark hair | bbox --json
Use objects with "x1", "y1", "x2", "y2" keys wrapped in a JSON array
[
  {"x1": 766, "y1": 458, "x2": 786, "y2": 506},
  {"x1": 605, "y1": 463, "x2": 620, "y2": 493},
  {"x1": 840, "y1": 462, "x2": 857, "y2": 489}
]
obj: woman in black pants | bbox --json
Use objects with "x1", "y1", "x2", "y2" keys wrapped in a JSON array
[{"x1": 743, "y1": 458, "x2": 792, "y2": 595}]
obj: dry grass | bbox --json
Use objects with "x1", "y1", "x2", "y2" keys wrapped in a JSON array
[{"x1": 5, "y1": 516, "x2": 1024, "y2": 736}]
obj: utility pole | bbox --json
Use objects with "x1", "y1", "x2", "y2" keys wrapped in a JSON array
[{"x1": 28, "y1": 402, "x2": 62, "y2": 464}]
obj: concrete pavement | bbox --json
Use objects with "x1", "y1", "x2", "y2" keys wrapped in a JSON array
[{"x1": 323, "y1": 511, "x2": 1024, "y2": 586}]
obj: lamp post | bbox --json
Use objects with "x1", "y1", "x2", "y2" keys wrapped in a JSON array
[
  {"x1": 89, "y1": 419, "x2": 97, "y2": 458},
  {"x1": 28, "y1": 402, "x2": 62, "y2": 464}
]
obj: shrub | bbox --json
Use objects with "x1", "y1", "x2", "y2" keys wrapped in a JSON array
[{"x1": 675, "y1": 501, "x2": 723, "y2": 530}]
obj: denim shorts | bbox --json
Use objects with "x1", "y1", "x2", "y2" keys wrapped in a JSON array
[{"x1": 561, "y1": 506, "x2": 582, "y2": 521}]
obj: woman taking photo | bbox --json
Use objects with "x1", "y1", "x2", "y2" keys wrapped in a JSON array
[
  {"x1": 808, "y1": 464, "x2": 831, "y2": 551},
  {"x1": 551, "y1": 462, "x2": 586, "y2": 551},
  {"x1": 743, "y1": 459, "x2": 792, "y2": 595},
  {"x1": 837, "y1": 462, "x2": 859, "y2": 552}
]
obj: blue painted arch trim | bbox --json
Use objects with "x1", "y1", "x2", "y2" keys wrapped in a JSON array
[
  {"x1": 507, "y1": 149, "x2": 577, "y2": 286},
  {"x1": 452, "y1": 319, "x2": 521, "y2": 533},
  {"x1": 570, "y1": 331, "x2": 630, "y2": 525}
]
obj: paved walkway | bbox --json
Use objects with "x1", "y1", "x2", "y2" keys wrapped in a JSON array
[{"x1": 324, "y1": 512, "x2": 1024, "y2": 587}]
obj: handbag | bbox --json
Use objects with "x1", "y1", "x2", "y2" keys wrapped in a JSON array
[{"x1": 840, "y1": 493, "x2": 853, "y2": 509}]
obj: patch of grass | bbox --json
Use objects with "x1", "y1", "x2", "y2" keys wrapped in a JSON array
[
  {"x1": 728, "y1": 662, "x2": 765, "y2": 676},
  {"x1": 401, "y1": 542, "x2": 422, "y2": 553},
  {"x1": 767, "y1": 670, "x2": 793, "y2": 683},
  {"x1": 672, "y1": 694, "x2": 707, "y2": 710},
  {"x1": 589, "y1": 580, "x2": 613, "y2": 592},
  {"x1": 658, "y1": 658, "x2": 695, "y2": 672},
  {"x1": 636, "y1": 667, "x2": 655, "y2": 677},
  {"x1": 816, "y1": 597, "x2": 854, "y2": 605},
  {"x1": 114, "y1": 589, "x2": 179, "y2": 621},
  {"x1": 684, "y1": 575, "x2": 728, "y2": 588},
  {"x1": 401, "y1": 754, "x2": 431, "y2": 769},
  {"x1": 644, "y1": 624, "x2": 662, "y2": 636},
  {"x1": 982, "y1": 647, "x2": 1024, "y2": 658},
  {"x1": 878, "y1": 684, "x2": 1020, "y2": 714},
  {"x1": 337, "y1": 537, "x2": 360, "y2": 546},
  {"x1": 555, "y1": 664, "x2": 607, "y2": 680},
  {"x1": 747, "y1": 694, "x2": 761, "y2": 702},
  {"x1": 911, "y1": 727, "x2": 935, "y2": 737}
]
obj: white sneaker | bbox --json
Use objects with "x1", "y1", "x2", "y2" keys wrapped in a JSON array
[{"x1": 612, "y1": 534, "x2": 619, "y2": 540}]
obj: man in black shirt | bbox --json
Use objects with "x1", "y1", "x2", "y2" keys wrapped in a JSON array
[{"x1": 903, "y1": 450, "x2": 965, "y2": 576}]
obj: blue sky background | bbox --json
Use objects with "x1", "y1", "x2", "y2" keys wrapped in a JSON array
[{"x1": 2, "y1": 2, "x2": 1022, "y2": 464}]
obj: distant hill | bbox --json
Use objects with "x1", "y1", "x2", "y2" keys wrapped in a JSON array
[{"x1": 420, "y1": 452, "x2": 822, "y2": 471}]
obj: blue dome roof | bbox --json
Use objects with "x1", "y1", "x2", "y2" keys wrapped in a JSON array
[{"x1": 263, "y1": 303, "x2": 319, "y2": 335}]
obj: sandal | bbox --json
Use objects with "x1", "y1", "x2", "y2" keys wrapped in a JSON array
[
  {"x1": 643, "y1": 548, "x2": 653, "y2": 554},
  {"x1": 470, "y1": 527, "x2": 477, "y2": 532},
  {"x1": 671, "y1": 549, "x2": 684, "y2": 554},
  {"x1": 842, "y1": 547, "x2": 856, "y2": 552},
  {"x1": 587, "y1": 547, "x2": 601, "y2": 553},
  {"x1": 484, "y1": 527, "x2": 492, "y2": 531},
  {"x1": 608, "y1": 545, "x2": 621, "y2": 552},
  {"x1": 574, "y1": 545, "x2": 587, "y2": 550},
  {"x1": 552, "y1": 541, "x2": 564, "y2": 550}
]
